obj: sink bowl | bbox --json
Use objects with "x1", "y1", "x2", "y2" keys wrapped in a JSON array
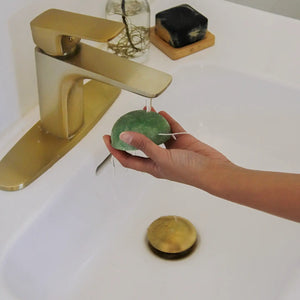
[{"x1": 1, "y1": 64, "x2": 299, "y2": 300}]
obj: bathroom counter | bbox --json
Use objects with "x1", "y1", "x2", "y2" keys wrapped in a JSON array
[
  {"x1": 0, "y1": 1, "x2": 299, "y2": 299},
  {"x1": 147, "y1": 0, "x2": 300, "y2": 87}
]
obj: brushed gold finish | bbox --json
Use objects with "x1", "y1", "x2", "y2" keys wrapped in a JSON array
[
  {"x1": 30, "y1": 9, "x2": 125, "y2": 56},
  {"x1": 147, "y1": 216, "x2": 198, "y2": 259},
  {"x1": 35, "y1": 43, "x2": 172, "y2": 139},
  {"x1": 0, "y1": 81, "x2": 120, "y2": 191},
  {"x1": 0, "y1": 9, "x2": 172, "y2": 191}
]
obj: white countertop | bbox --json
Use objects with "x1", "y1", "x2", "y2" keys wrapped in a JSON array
[{"x1": 0, "y1": 0, "x2": 299, "y2": 296}]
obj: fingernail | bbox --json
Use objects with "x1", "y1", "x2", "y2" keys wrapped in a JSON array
[{"x1": 120, "y1": 132, "x2": 133, "y2": 144}]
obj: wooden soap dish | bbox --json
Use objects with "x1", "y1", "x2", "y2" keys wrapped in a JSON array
[{"x1": 150, "y1": 27, "x2": 215, "y2": 60}]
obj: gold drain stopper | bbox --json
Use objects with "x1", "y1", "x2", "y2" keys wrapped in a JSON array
[{"x1": 147, "y1": 216, "x2": 198, "y2": 259}]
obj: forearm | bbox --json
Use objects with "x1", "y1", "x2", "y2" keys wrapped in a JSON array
[{"x1": 205, "y1": 163, "x2": 300, "y2": 222}]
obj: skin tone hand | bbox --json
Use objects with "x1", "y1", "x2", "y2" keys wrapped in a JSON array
[
  {"x1": 103, "y1": 111, "x2": 230, "y2": 188},
  {"x1": 103, "y1": 111, "x2": 300, "y2": 222}
]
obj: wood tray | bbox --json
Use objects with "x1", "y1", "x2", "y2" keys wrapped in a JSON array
[{"x1": 150, "y1": 27, "x2": 215, "y2": 60}]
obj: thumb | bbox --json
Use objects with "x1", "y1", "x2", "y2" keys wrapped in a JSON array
[{"x1": 120, "y1": 131, "x2": 164, "y2": 160}]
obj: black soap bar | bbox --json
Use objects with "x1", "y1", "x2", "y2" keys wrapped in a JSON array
[{"x1": 155, "y1": 4, "x2": 208, "y2": 48}]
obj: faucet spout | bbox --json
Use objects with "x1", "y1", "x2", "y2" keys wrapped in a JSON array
[
  {"x1": 35, "y1": 43, "x2": 172, "y2": 139},
  {"x1": 68, "y1": 43, "x2": 172, "y2": 98},
  {"x1": 0, "y1": 9, "x2": 172, "y2": 191}
]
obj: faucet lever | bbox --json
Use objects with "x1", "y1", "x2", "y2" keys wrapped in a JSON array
[
  {"x1": 0, "y1": 8, "x2": 173, "y2": 191},
  {"x1": 30, "y1": 9, "x2": 124, "y2": 57}
]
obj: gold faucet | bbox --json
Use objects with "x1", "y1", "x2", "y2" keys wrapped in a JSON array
[{"x1": 0, "y1": 9, "x2": 172, "y2": 191}]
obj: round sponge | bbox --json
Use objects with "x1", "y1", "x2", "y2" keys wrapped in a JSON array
[{"x1": 111, "y1": 110, "x2": 171, "y2": 151}]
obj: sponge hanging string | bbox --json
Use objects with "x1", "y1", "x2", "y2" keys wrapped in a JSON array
[{"x1": 158, "y1": 132, "x2": 189, "y2": 140}]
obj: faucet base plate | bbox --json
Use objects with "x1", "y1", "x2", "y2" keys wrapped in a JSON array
[{"x1": 0, "y1": 80, "x2": 120, "y2": 191}]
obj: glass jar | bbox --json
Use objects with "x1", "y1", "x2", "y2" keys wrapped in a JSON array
[{"x1": 105, "y1": 0, "x2": 150, "y2": 61}]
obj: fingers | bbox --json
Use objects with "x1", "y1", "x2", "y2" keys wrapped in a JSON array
[
  {"x1": 103, "y1": 134, "x2": 158, "y2": 175},
  {"x1": 103, "y1": 131, "x2": 164, "y2": 162},
  {"x1": 143, "y1": 108, "x2": 185, "y2": 133},
  {"x1": 104, "y1": 110, "x2": 184, "y2": 165},
  {"x1": 159, "y1": 111, "x2": 185, "y2": 133},
  {"x1": 115, "y1": 153, "x2": 156, "y2": 175},
  {"x1": 143, "y1": 106, "x2": 156, "y2": 112},
  {"x1": 119, "y1": 131, "x2": 165, "y2": 162},
  {"x1": 103, "y1": 135, "x2": 128, "y2": 162}
]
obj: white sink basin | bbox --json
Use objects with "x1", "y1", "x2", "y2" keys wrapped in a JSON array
[{"x1": 0, "y1": 64, "x2": 299, "y2": 300}]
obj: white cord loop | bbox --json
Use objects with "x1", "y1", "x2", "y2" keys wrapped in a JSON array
[{"x1": 158, "y1": 132, "x2": 188, "y2": 140}]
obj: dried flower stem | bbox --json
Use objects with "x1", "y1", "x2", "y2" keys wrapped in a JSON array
[{"x1": 121, "y1": 0, "x2": 139, "y2": 51}]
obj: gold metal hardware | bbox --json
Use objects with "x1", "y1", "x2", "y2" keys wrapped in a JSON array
[
  {"x1": 35, "y1": 43, "x2": 172, "y2": 139},
  {"x1": 0, "y1": 9, "x2": 172, "y2": 191},
  {"x1": 0, "y1": 81, "x2": 120, "y2": 191},
  {"x1": 147, "y1": 216, "x2": 198, "y2": 259},
  {"x1": 30, "y1": 9, "x2": 125, "y2": 57}
]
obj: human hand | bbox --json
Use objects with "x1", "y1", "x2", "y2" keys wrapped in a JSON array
[
  {"x1": 103, "y1": 111, "x2": 300, "y2": 221},
  {"x1": 103, "y1": 111, "x2": 232, "y2": 190}
]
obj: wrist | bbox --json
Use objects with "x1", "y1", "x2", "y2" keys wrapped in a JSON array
[{"x1": 201, "y1": 160, "x2": 241, "y2": 198}]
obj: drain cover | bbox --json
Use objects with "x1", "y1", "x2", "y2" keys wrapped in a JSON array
[{"x1": 147, "y1": 216, "x2": 198, "y2": 259}]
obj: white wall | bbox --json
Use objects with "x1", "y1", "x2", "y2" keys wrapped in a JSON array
[
  {"x1": 1, "y1": 0, "x2": 299, "y2": 136},
  {"x1": 226, "y1": 0, "x2": 300, "y2": 20},
  {"x1": 0, "y1": 0, "x2": 107, "y2": 136}
]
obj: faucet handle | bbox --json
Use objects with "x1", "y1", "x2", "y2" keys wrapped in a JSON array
[{"x1": 30, "y1": 9, "x2": 124, "y2": 57}]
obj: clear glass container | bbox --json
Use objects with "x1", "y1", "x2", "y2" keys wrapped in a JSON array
[{"x1": 105, "y1": 0, "x2": 150, "y2": 61}]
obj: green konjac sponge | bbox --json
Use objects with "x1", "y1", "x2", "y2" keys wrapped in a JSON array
[
  {"x1": 111, "y1": 110, "x2": 171, "y2": 151},
  {"x1": 155, "y1": 4, "x2": 208, "y2": 48}
]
